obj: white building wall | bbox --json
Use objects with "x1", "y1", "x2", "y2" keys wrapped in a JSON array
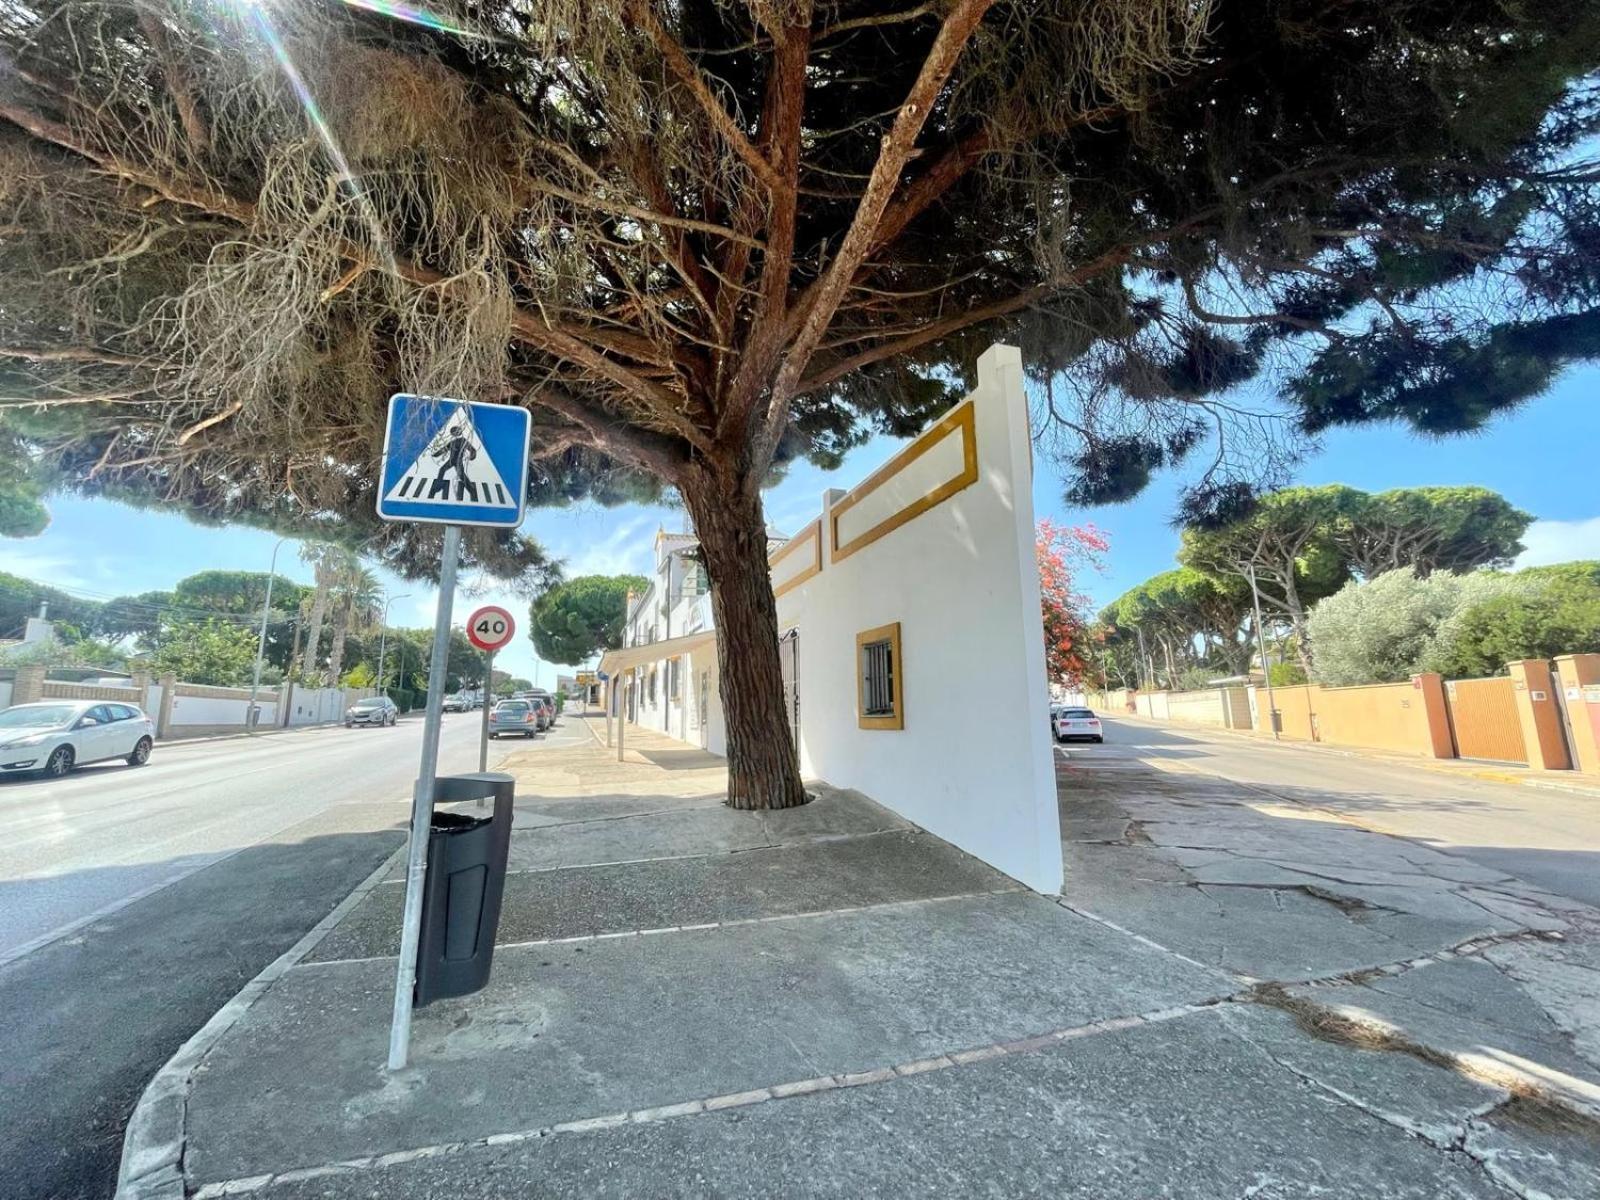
[
  {"x1": 608, "y1": 344, "x2": 1060, "y2": 894},
  {"x1": 774, "y1": 344, "x2": 1060, "y2": 893}
]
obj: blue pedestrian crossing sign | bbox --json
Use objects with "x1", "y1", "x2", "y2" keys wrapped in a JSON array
[{"x1": 376, "y1": 395, "x2": 530, "y2": 528}]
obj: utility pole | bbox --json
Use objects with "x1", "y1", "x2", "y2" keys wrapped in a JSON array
[
  {"x1": 247, "y1": 537, "x2": 288, "y2": 733},
  {"x1": 376, "y1": 592, "x2": 411, "y2": 700},
  {"x1": 1245, "y1": 563, "x2": 1280, "y2": 740}
]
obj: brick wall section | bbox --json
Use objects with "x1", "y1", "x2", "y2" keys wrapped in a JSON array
[{"x1": 11, "y1": 664, "x2": 46, "y2": 705}]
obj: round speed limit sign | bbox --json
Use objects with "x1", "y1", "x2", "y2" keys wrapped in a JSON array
[{"x1": 465, "y1": 605, "x2": 516, "y2": 652}]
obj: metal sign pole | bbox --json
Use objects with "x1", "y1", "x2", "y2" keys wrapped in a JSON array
[
  {"x1": 388, "y1": 523, "x2": 462, "y2": 1071},
  {"x1": 479, "y1": 648, "x2": 493, "y2": 777}
]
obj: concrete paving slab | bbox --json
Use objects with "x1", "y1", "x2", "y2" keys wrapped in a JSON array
[
  {"x1": 309, "y1": 830, "x2": 1014, "y2": 962},
  {"x1": 1286, "y1": 958, "x2": 1600, "y2": 1109},
  {"x1": 758, "y1": 784, "x2": 913, "y2": 841},
  {"x1": 1467, "y1": 1098, "x2": 1600, "y2": 1200},
  {"x1": 494, "y1": 792, "x2": 726, "y2": 829},
  {"x1": 1484, "y1": 932, "x2": 1600, "y2": 1067},
  {"x1": 1217, "y1": 999, "x2": 1505, "y2": 1145},
  {"x1": 1064, "y1": 842, "x2": 1496, "y2": 980},
  {"x1": 254, "y1": 1007, "x2": 1505, "y2": 1200},
  {"x1": 502, "y1": 805, "x2": 775, "y2": 870},
  {"x1": 185, "y1": 891, "x2": 1233, "y2": 1184}
]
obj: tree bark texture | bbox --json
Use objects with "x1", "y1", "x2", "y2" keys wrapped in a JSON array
[{"x1": 680, "y1": 470, "x2": 808, "y2": 811}]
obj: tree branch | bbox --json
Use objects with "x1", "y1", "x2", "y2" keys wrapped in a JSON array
[
  {"x1": 758, "y1": 0, "x2": 997, "y2": 462},
  {"x1": 629, "y1": 0, "x2": 784, "y2": 195}
]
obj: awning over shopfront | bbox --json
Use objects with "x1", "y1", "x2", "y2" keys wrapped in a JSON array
[{"x1": 598, "y1": 630, "x2": 718, "y2": 676}]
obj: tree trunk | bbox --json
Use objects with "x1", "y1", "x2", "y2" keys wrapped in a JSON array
[
  {"x1": 680, "y1": 470, "x2": 808, "y2": 811},
  {"x1": 327, "y1": 604, "x2": 349, "y2": 686},
  {"x1": 303, "y1": 582, "x2": 329, "y2": 683},
  {"x1": 1283, "y1": 570, "x2": 1313, "y2": 674}
]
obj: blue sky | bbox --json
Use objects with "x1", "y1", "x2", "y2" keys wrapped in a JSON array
[{"x1": 4, "y1": 363, "x2": 1597, "y2": 684}]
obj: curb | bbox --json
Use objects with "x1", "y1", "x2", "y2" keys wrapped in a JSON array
[{"x1": 115, "y1": 845, "x2": 407, "y2": 1200}]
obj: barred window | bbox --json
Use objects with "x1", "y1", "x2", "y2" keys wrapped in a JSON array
[{"x1": 856, "y1": 622, "x2": 903, "y2": 730}]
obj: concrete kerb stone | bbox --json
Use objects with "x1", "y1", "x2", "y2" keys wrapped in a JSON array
[{"x1": 115, "y1": 844, "x2": 409, "y2": 1200}]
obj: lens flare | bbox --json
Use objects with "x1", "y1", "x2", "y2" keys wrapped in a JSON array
[
  {"x1": 241, "y1": 5, "x2": 397, "y2": 273},
  {"x1": 329, "y1": 0, "x2": 485, "y2": 39}
]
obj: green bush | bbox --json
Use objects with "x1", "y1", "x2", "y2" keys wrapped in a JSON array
[
  {"x1": 1269, "y1": 661, "x2": 1308, "y2": 686},
  {"x1": 1434, "y1": 574, "x2": 1600, "y2": 677}
]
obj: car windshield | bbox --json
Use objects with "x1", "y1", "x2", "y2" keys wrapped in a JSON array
[
  {"x1": 1062, "y1": 708, "x2": 1096, "y2": 718},
  {"x1": 0, "y1": 704, "x2": 77, "y2": 728},
  {"x1": 496, "y1": 701, "x2": 529, "y2": 712},
  {"x1": 352, "y1": 699, "x2": 386, "y2": 709}
]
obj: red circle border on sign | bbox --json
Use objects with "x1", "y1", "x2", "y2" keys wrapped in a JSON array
[{"x1": 466, "y1": 604, "x2": 517, "y2": 652}]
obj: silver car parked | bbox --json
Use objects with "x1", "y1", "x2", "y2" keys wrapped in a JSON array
[
  {"x1": 488, "y1": 699, "x2": 539, "y2": 739},
  {"x1": 0, "y1": 700, "x2": 156, "y2": 778}
]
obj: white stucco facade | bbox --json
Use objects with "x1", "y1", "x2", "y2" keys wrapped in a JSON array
[{"x1": 605, "y1": 344, "x2": 1061, "y2": 894}]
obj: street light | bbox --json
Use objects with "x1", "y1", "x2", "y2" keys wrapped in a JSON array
[
  {"x1": 247, "y1": 536, "x2": 290, "y2": 732},
  {"x1": 1245, "y1": 563, "x2": 1281, "y2": 741},
  {"x1": 376, "y1": 593, "x2": 412, "y2": 699}
]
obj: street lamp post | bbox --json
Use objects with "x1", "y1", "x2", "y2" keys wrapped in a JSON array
[
  {"x1": 1245, "y1": 563, "x2": 1280, "y2": 741},
  {"x1": 247, "y1": 537, "x2": 289, "y2": 733},
  {"x1": 376, "y1": 593, "x2": 412, "y2": 700}
]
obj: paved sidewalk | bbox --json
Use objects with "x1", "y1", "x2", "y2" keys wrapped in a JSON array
[{"x1": 123, "y1": 718, "x2": 1600, "y2": 1198}]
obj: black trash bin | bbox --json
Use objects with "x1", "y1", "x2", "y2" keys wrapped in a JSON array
[{"x1": 415, "y1": 772, "x2": 516, "y2": 1007}]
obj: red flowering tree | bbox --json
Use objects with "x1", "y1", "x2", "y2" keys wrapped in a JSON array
[{"x1": 1037, "y1": 520, "x2": 1110, "y2": 687}]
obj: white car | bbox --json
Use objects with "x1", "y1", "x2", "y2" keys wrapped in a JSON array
[
  {"x1": 0, "y1": 700, "x2": 156, "y2": 778},
  {"x1": 1053, "y1": 706, "x2": 1104, "y2": 744}
]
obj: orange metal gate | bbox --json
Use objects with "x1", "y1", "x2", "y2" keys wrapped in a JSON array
[{"x1": 1445, "y1": 677, "x2": 1529, "y2": 764}]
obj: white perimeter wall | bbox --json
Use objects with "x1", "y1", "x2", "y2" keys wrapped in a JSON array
[
  {"x1": 284, "y1": 686, "x2": 368, "y2": 726},
  {"x1": 169, "y1": 691, "x2": 277, "y2": 728},
  {"x1": 777, "y1": 344, "x2": 1061, "y2": 893}
]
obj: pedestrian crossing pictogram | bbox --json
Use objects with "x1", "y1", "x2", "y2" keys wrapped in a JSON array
[
  {"x1": 376, "y1": 395, "x2": 531, "y2": 528},
  {"x1": 383, "y1": 407, "x2": 513, "y2": 508}
]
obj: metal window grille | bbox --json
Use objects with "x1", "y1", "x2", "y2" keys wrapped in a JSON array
[{"x1": 861, "y1": 639, "x2": 895, "y2": 717}]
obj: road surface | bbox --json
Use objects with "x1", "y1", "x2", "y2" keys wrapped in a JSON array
[
  {"x1": 0, "y1": 710, "x2": 591, "y2": 1200},
  {"x1": 1074, "y1": 715, "x2": 1600, "y2": 908}
]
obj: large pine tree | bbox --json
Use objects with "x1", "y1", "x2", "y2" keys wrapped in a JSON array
[{"x1": 2, "y1": 0, "x2": 1596, "y2": 806}]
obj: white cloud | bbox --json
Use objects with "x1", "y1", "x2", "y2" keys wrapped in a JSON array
[
  {"x1": 556, "y1": 511, "x2": 665, "y2": 578},
  {"x1": 1515, "y1": 517, "x2": 1600, "y2": 569},
  {"x1": 0, "y1": 545, "x2": 91, "y2": 590}
]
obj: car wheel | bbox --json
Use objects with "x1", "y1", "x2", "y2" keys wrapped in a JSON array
[
  {"x1": 43, "y1": 745, "x2": 75, "y2": 778},
  {"x1": 1093, "y1": 736, "x2": 1104, "y2": 744},
  {"x1": 127, "y1": 736, "x2": 153, "y2": 766}
]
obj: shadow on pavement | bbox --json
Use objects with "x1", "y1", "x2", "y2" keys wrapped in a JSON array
[{"x1": 0, "y1": 821, "x2": 405, "y2": 1200}]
